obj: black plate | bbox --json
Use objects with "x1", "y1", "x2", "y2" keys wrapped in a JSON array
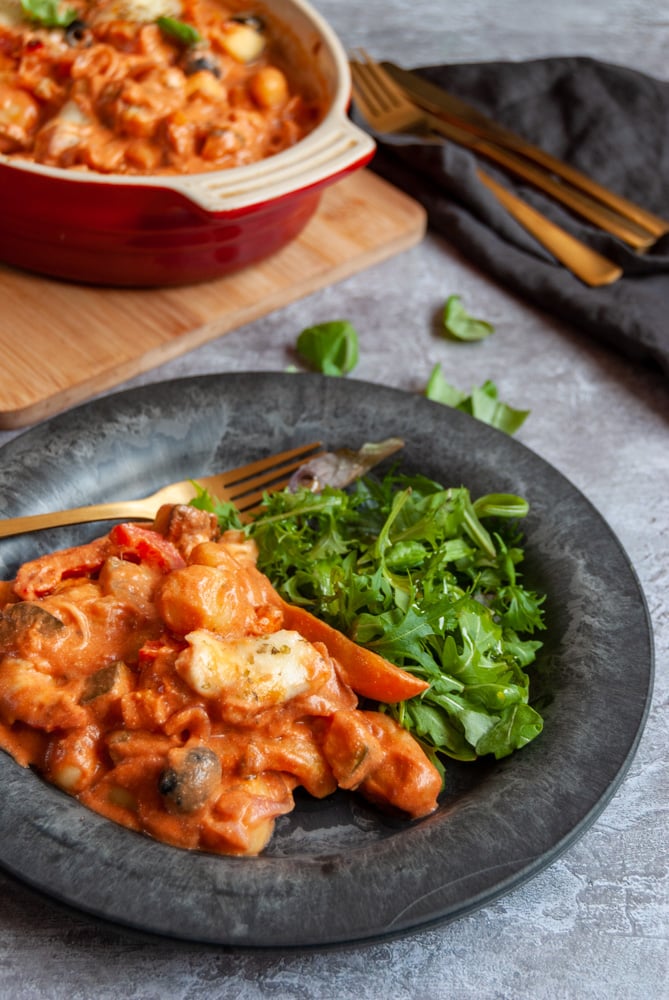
[{"x1": 0, "y1": 373, "x2": 654, "y2": 947}]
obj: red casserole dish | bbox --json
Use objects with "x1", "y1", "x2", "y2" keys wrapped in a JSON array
[{"x1": 0, "y1": 0, "x2": 375, "y2": 286}]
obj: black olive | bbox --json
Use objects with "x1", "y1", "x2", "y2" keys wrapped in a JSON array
[
  {"x1": 65, "y1": 20, "x2": 92, "y2": 47},
  {"x1": 183, "y1": 54, "x2": 222, "y2": 78},
  {"x1": 229, "y1": 13, "x2": 265, "y2": 31},
  {"x1": 158, "y1": 769, "x2": 179, "y2": 796},
  {"x1": 158, "y1": 746, "x2": 222, "y2": 813}
]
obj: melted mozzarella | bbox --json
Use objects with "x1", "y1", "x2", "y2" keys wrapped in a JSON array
[
  {"x1": 176, "y1": 629, "x2": 329, "y2": 710},
  {"x1": 92, "y1": 0, "x2": 182, "y2": 22}
]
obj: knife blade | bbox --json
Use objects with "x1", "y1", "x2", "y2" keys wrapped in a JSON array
[{"x1": 382, "y1": 61, "x2": 669, "y2": 242}]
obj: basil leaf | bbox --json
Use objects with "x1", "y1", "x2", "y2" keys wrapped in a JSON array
[
  {"x1": 156, "y1": 16, "x2": 202, "y2": 45},
  {"x1": 425, "y1": 364, "x2": 529, "y2": 435},
  {"x1": 296, "y1": 320, "x2": 359, "y2": 376},
  {"x1": 443, "y1": 294, "x2": 494, "y2": 341},
  {"x1": 465, "y1": 381, "x2": 530, "y2": 434},
  {"x1": 425, "y1": 364, "x2": 467, "y2": 407},
  {"x1": 20, "y1": 0, "x2": 78, "y2": 27}
]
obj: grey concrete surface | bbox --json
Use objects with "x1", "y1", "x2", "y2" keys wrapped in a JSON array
[{"x1": 0, "y1": 1, "x2": 667, "y2": 997}]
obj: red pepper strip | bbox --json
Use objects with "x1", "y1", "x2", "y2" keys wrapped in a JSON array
[
  {"x1": 280, "y1": 601, "x2": 429, "y2": 704},
  {"x1": 109, "y1": 523, "x2": 186, "y2": 573},
  {"x1": 13, "y1": 536, "x2": 110, "y2": 600}
]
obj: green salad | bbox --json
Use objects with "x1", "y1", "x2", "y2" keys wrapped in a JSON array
[{"x1": 192, "y1": 464, "x2": 546, "y2": 776}]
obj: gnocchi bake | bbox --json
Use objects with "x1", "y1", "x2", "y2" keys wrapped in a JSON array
[
  {"x1": 0, "y1": 0, "x2": 324, "y2": 173},
  {"x1": 0, "y1": 505, "x2": 441, "y2": 856}
]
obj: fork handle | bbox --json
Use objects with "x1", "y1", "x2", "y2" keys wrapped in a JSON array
[
  {"x1": 477, "y1": 170, "x2": 623, "y2": 287},
  {"x1": 0, "y1": 500, "x2": 154, "y2": 539}
]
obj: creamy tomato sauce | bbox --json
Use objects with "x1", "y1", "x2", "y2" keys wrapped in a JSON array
[
  {"x1": 0, "y1": 0, "x2": 323, "y2": 174},
  {"x1": 0, "y1": 505, "x2": 441, "y2": 856}
]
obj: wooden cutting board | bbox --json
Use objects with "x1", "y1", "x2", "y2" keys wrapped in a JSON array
[{"x1": 0, "y1": 170, "x2": 426, "y2": 431}]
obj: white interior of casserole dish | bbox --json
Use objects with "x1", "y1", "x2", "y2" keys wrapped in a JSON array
[{"x1": 0, "y1": 0, "x2": 375, "y2": 214}]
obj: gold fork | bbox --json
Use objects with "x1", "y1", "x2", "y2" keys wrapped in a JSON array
[
  {"x1": 0, "y1": 441, "x2": 323, "y2": 538},
  {"x1": 350, "y1": 51, "x2": 624, "y2": 287},
  {"x1": 382, "y1": 60, "x2": 669, "y2": 242},
  {"x1": 350, "y1": 50, "x2": 653, "y2": 252}
]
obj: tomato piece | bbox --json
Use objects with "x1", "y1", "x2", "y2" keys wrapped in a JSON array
[
  {"x1": 137, "y1": 638, "x2": 178, "y2": 664},
  {"x1": 109, "y1": 523, "x2": 186, "y2": 573},
  {"x1": 280, "y1": 601, "x2": 429, "y2": 704}
]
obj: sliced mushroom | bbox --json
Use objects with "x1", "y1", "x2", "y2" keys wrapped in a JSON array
[
  {"x1": 80, "y1": 660, "x2": 129, "y2": 703},
  {"x1": 0, "y1": 603, "x2": 64, "y2": 645},
  {"x1": 158, "y1": 745, "x2": 222, "y2": 813}
]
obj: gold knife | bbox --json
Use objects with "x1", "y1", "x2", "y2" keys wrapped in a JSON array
[
  {"x1": 476, "y1": 170, "x2": 622, "y2": 286},
  {"x1": 382, "y1": 61, "x2": 669, "y2": 245}
]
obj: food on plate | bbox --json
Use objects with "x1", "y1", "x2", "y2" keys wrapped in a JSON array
[
  {"x1": 195, "y1": 461, "x2": 547, "y2": 767},
  {"x1": 0, "y1": 504, "x2": 441, "y2": 856},
  {"x1": 0, "y1": 0, "x2": 324, "y2": 174}
]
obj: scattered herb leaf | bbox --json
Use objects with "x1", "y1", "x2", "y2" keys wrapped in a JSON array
[
  {"x1": 296, "y1": 320, "x2": 359, "y2": 376},
  {"x1": 426, "y1": 364, "x2": 529, "y2": 434},
  {"x1": 443, "y1": 294, "x2": 495, "y2": 342},
  {"x1": 20, "y1": 0, "x2": 78, "y2": 27},
  {"x1": 425, "y1": 365, "x2": 468, "y2": 408},
  {"x1": 156, "y1": 16, "x2": 202, "y2": 45}
]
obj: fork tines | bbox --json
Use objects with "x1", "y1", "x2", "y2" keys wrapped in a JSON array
[{"x1": 350, "y1": 48, "x2": 403, "y2": 112}]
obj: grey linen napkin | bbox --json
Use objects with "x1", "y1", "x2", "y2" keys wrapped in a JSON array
[{"x1": 362, "y1": 57, "x2": 669, "y2": 376}]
